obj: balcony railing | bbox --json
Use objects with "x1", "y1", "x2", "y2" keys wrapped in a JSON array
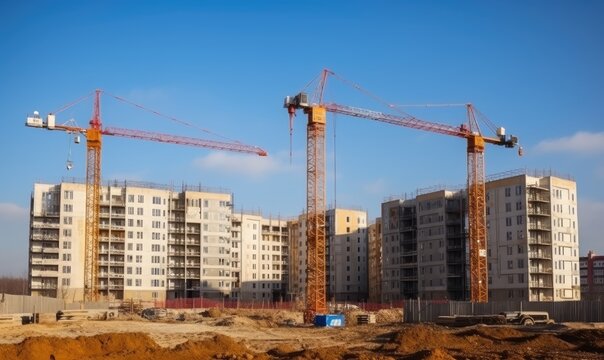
[
  {"x1": 529, "y1": 266, "x2": 552, "y2": 274},
  {"x1": 528, "y1": 208, "x2": 551, "y2": 216},
  {"x1": 529, "y1": 251, "x2": 552, "y2": 260},
  {"x1": 528, "y1": 237, "x2": 551, "y2": 245},
  {"x1": 31, "y1": 283, "x2": 58, "y2": 290},
  {"x1": 32, "y1": 223, "x2": 60, "y2": 229},
  {"x1": 528, "y1": 223, "x2": 551, "y2": 231},
  {"x1": 529, "y1": 281, "x2": 553, "y2": 288}
]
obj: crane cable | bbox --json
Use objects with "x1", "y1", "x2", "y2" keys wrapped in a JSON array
[
  {"x1": 104, "y1": 92, "x2": 242, "y2": 144},
  {"x1": 52, "y1": 92, "x2": 95, "y2": 115}
]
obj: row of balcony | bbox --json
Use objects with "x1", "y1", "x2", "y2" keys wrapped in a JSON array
[
  {"x1": 99, "y1": 212, "x2": 126, "y2": 218},
  {"x1": 99, "y1": 273, "x2": 125, "y2": 278},
  {"x1": 32, "y1": 222, "x2": 60, "y2": 229},
  {"x1": 30, "y1": 246, "x2": 59, "y2": 253},
  {"x1": 99, "y1": 247, "x2": 125, "y2": 253},
  {"x1": 31, "y1": 233, "x2": 59, "y2": 241},
  {"x1": 99, "y1": 236, "x2": 125, "y2": 243}
]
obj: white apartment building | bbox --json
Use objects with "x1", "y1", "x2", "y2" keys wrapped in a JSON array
[
  {"x1": 29, "y1": 180, "x2": 234, "y2": 302},
  {"x1": 289, "y1": 208, "x2": 369, "y2": 303},
  {"x1": 231, "y1": 213, "x2": 289, "y2": 301},
  {"x1": 486, "y1": 171, "x2": 580, "y2": 301}
]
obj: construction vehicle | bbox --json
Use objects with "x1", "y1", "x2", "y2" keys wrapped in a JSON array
[
  {"x1": 285, "y1": 70, "x2": 520, "y2": 321},
  {"x1": 26, "y1": 89, "x2": 267, "y2": 302}
]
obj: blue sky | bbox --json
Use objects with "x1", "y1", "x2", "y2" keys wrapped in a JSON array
[{"x1": 1, "y1": 1, "x2": 603, "y2": 275}]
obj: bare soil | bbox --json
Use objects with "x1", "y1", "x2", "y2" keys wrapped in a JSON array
[{"x1": 0, "y1": 309, "x2": 602, "y2": 359}]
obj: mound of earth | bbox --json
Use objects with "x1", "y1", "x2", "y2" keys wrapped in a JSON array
[{"x1": 0, "y1": 332, "x2": 262, "y2": 360}]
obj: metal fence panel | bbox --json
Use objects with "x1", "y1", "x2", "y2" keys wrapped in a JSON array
[{"x1": 402, "y1": 299, "x2": 604, "y2": 323}]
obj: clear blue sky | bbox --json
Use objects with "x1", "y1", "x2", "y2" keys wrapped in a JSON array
[{"x1": 1, "y1": 1, "x2": 603, "y2": 275}]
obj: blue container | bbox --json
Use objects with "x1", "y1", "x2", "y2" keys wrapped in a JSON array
[{"x1": 314, "y1": 314, "x2": 345, "y2": 327}]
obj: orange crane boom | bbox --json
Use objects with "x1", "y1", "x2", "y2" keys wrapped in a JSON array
[
  {"x1": 285, "y1": 70, "x2": 520, "y2": 313},
  {"x1": 27, "y1": 89, "x2": 267, "y2": 302}
]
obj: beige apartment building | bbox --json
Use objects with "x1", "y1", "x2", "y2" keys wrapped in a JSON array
[
  {"x1": 29, "y1": 180, "x2": 235, "y2": 302},
  {"x1": 486, "y1": 171, "x2": 580, "y2": 301},
  {"x1": 230, "y1": 213, "x2": 289, "y2": 301},
  {"x1": 378, "y1": 170, "x2": 580, "y2": 303},
  {"x1": 289, "y1": 208, "x2": 369, "y2": 302}
]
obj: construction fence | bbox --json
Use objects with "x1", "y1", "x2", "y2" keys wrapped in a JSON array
[
  {"x1": 400, "y1": 299, "x2": 604, "y2": 323},
  {"x1": 3, "y1": 293, "x2": 602, "y2": 323},
  {"x1": 0, "y1": 293, "x2": 109, "y2": 315}
]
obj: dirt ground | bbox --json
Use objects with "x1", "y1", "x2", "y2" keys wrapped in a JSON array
[{"x1": 0, "y1": 309, "x2": 602, "y2": 360}]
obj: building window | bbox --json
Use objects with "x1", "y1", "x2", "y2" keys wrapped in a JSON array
[
  {"x1": 505, "y1": 188, "x2": 511, "y2": 197},
  {"x1": 62, "y1": 266, "x2": 71, "y2": 273},
  {"x1": 62, "y1": 278, "x2": 70, "y2": 286},
  {"x1": 506, "y1": 203, "x2": 512, "y2": 212},
  {"x1": 516, "y1": 216, "x2": 523, "y2": 225},
  {"x1": 128, "y1": 195, "x2": 134, "y2": 203},
  {"x1": 507, "y1": 260, "x2": 513, "y2": 269},
  {"x1": 63, "y1": 204, "x2": 73, "y2": 212},
  {"x1": 506, "y1": 231, "x2": 512, "y2": 241},
  {"x1": 516, "y1": 201, "x2": 522, "y2": 211},
  {"x1": 506, "y1": 217, "x2": 512, "y2": 226},
  {"x1": 62, "y1": 253, "x2": 71, "y2": 261},
  {"x1": 137, "y1": 195, "x2": 144, "y2": 203}
]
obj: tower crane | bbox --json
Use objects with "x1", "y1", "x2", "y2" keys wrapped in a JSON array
[
  {"x1": 285, "y1": 70, "x2": 520, "y2": 320},
  {"x1": 27, "y1": 89, "x2": 267, "y2": 302}
]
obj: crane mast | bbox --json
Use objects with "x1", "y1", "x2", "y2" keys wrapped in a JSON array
[
  {"x1": 85, "y1": 90, "x2": 102, "y2": 301},
  {"x1": 286, "y1": 72, "x2": 519, "y2": 307},
  {"x1": 287, "y1": 93, "x2": 328, "y2": 323}
]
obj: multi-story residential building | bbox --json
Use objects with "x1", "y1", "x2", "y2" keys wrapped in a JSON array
[
  {"x1": 416, "y1": 190, "x2": 466, "y2": 300},
  {"x1": 378, "y1": 169, "x2": 579, "y2": 303},
  {"x1": 367, "y1": 218, "x2": 382, "y2": 303},
  {"x1": 486, "y1": 171, "x2": 580, "y2": 301},
  {"x1": 231, "y1": 213, "x2": 289, "y2": 301},
  {"x1": 288, "y1": 208, "x2": 369, "y2": 303},
  {"x1": 580, "y1": 251, "x2": 604, "y2": 300},
  {"x1": 29, "y1": 180, "x2": 235, "y2": 302},
  {"x1": 381, "y1": 190, "x2": 465, "y2": 302}
]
